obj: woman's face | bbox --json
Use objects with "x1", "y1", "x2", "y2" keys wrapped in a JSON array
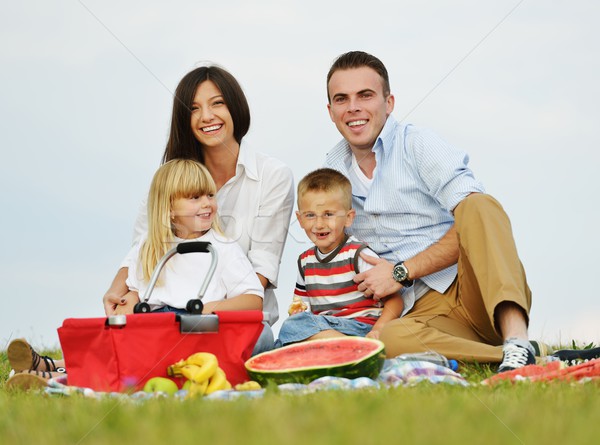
[
  {"x1": 190, "y1": 80, "x2": 237, "y2": 151},
  {"x1": 171, "y1": 193, "x2": 217, "y2": 239}
]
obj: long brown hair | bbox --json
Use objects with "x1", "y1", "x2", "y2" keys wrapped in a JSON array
[{"x1": 162, "y1": 65, "x2": 251, "y2": 165}]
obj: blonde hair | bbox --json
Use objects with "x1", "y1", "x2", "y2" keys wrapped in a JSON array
[
  {"x1": 140, "y1": 159, "x2": 223, "y2": 282},
  {"x1": 297, "y1": 168, "x2": 352, "y2": 210}
]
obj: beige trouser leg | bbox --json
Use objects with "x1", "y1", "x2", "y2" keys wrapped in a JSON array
[{"x1": 379, "y1": 194, "x2": 532, "y2": 362}]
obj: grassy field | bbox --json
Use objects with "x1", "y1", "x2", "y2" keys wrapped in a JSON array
[{"x1": 1, "y1": 348, "x2": 599, "y2": 445}]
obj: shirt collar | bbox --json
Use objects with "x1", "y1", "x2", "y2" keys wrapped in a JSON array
[
  {"x1": 373, "y1": 115, "x2": 399, "y2": 154},
  {"x1": 235, "y1": 141, "x2": 259, "y2": 181}
]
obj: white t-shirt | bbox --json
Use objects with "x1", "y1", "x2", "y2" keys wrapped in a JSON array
[
  {"x1": 129, "y1": 145, "x2": 295, "y2": 323},
  {"x1": 124, "y1": 230, "x2": 264, "y2": 312}
]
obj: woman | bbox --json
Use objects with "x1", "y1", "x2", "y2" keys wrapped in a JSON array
[{"x1": 103, "y1": 65, "x2": 294, "y2": 344}]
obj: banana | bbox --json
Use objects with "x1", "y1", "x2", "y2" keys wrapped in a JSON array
[
  {"x1": 205, "y1": 367, "x2": 230, "y2": 395},
  {"x1": 167, "y1": 352, "x2": 232, "y2": 397},
  {"x1": 185, "y1": 353, "x2": 218, "y2": 382},
  {"x1": 179, "y1": 364, "x2": 206, "y2": 383},
  {"x1": 166, "y1": 358, "x2": 188, "y2": 377},
  {"x1": 187, "y1": 379, "x2": 209, "y2": 398}
]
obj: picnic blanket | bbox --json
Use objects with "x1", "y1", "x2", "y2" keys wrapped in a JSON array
[
  {"x1": 41, "y1": 359, "x2": 468, "y2": 401},
  {"x1": 36, "y1": 356, "x2": 600, "y2": 400}
]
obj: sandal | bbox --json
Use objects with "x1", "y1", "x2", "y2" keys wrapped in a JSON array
[
  {"x1": 7, "y1": 338, "x2": 65, "y2": 373},
  {"x1": 5, "y1": 370, "x2": 52, "y2": 391}
]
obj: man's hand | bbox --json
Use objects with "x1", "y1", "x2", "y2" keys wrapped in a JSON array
[{"x1": 354, "y1": 254, "x2": 402, "y2": 300}]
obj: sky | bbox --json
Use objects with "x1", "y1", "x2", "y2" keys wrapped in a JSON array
[{"x1": 1, "y1": 0, "x2": 599, "y2": 350}]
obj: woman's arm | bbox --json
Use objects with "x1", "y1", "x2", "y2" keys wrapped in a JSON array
[{"x1": 247, "y1": 161, "x2": 294, "y2": 288}]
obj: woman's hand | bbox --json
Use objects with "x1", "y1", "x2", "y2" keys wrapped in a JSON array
[
  {"x1": 103, "y1": 268, "x2": 130, "y2": 315},
  {"x1": 113, "y1": 291, "x2": 140, "y2": 315}
]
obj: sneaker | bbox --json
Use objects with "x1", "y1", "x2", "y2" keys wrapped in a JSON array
[
  {"x1": 7, "y1": 338, "x2": 63, "y2": 373},
  {"x1": 5, "y1": 370, "x2": 52, "y2": 391},
  {"x1": 498, "y1": 342, "x2": 535, "y2": 373}
]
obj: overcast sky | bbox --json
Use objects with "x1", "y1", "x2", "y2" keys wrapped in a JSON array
[{"x1": 1, "y1": 0, "x2": 599, "y2": 350}]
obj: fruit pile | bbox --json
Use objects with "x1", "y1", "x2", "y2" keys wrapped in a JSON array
[{"x1": 167, "y1": 352, "x2": 232, "y2": 397}]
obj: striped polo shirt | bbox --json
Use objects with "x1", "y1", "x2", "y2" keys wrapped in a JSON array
[{"x1": 294, "y1": 236, "x2": 383, "y2": 325}]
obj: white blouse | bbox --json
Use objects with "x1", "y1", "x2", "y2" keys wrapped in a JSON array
[{"x1": 128, "y1": 144, "x2": 295, "y2": 324}]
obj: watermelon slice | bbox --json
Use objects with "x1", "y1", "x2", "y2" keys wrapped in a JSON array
[{"x1": 245, "y1": 337, "x2": 386, "y2": 385}]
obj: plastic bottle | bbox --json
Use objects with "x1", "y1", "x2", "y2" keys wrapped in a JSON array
[{"x1": 394, "y1": 351, "x2": 459, "y2": 371}]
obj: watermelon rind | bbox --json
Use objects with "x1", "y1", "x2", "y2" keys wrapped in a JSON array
[{"x1": 245, "y1": 337, "x2": 386, "y2": 385}]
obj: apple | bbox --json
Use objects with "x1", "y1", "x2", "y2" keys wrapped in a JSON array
[{"x1": 143, "y1": 377, "x2": 179, "y2": 395}]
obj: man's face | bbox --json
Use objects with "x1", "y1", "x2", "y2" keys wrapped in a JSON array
[{"x1": 327, "y1": 66, "x2": 394, "y2": 152}]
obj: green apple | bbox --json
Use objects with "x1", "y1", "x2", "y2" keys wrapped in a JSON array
[
  {"x1": 182, "y1": 379, "x2": 192, "y2": 391},
  {"x1": 143, "y1": 377, "x2": 179, "y2": 395}
]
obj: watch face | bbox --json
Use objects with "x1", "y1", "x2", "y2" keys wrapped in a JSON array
[{"x1": 393, "y1": 264, "x2": 408, "y2": 282}]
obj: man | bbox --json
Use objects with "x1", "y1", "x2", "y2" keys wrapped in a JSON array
[{"x1": 324, "y1": 51, "x2": 535, "y2": 372}]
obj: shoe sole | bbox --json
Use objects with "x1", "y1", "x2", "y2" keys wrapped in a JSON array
[
  {"x1": 5, "y1": 373, "x2": 49, "y2": 391},
  {"x1": 7, "y1": 338, "x2": 34, "y2": 372}
]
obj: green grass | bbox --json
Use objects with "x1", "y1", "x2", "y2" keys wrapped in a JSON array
[{"x1": 1, "y1": 348, "x2": 599, "y2": 445}]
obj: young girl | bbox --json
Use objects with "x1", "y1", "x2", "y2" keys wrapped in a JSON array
[
  {"x1": 6, "y1": 159, "x2": 268, "y2": 390},
  {"x1": 117, "y1": 158, "x2": 264, "y2": 315}
]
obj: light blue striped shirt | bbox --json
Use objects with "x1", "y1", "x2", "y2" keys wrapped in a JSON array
[{"x1": 325, "y1": 115, "x2": 485, "y2": 296}]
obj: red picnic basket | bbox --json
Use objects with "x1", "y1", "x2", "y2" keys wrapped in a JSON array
[
  {"x1": 57, "y1": 240, "x2": 265, "y2": 392},
  {"x1": 57, "y1": 310, "x2": 264, "y2": 392}
]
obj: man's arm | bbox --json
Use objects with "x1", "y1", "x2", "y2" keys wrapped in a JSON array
[{"x1": 355, "y1": 225, "x2": 458, "y2": 300}]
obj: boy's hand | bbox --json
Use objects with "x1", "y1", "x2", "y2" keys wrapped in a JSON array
[
  {"x1": 366, "y1": 328, "x2": 381, "y2": 340},
  {"x1": 288, "y1": 296, "x2": 308, "y2": 315}
]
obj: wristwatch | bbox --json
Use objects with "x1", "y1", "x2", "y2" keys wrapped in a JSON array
[{"x1": 392, "y1": 262, "x2": 414, "y2": 287}]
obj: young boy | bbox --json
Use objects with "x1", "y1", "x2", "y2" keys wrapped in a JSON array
[{"x1": 276, "y1": 168, "x2": 405, "y2": 346}]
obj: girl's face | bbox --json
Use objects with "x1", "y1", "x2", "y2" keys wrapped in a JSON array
[
  {"x1": 171, "y1": 193, "x2": 217, "y2": 239},
  {"x1": 190, "y1": 80, "x2": 237, "y2": 150}
]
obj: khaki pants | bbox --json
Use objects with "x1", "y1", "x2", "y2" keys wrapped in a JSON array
[{"x1": 379, "y1": 194, "x2": 532, "y2": 362}]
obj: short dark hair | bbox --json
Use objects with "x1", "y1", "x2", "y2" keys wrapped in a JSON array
[
  {"x1": 326, "y1": 51, "x2": 390, "y2": 102},
  {"x1": 163, "y1": 65, "x2": 251, "y2": 164},
  {"x1": 297, "y1": 168, "x2": 352, "y2": 210}
]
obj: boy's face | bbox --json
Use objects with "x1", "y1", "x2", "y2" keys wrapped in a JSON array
[{"x1": 296, "y1": 189, "x2": 355, "y2": 254}]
